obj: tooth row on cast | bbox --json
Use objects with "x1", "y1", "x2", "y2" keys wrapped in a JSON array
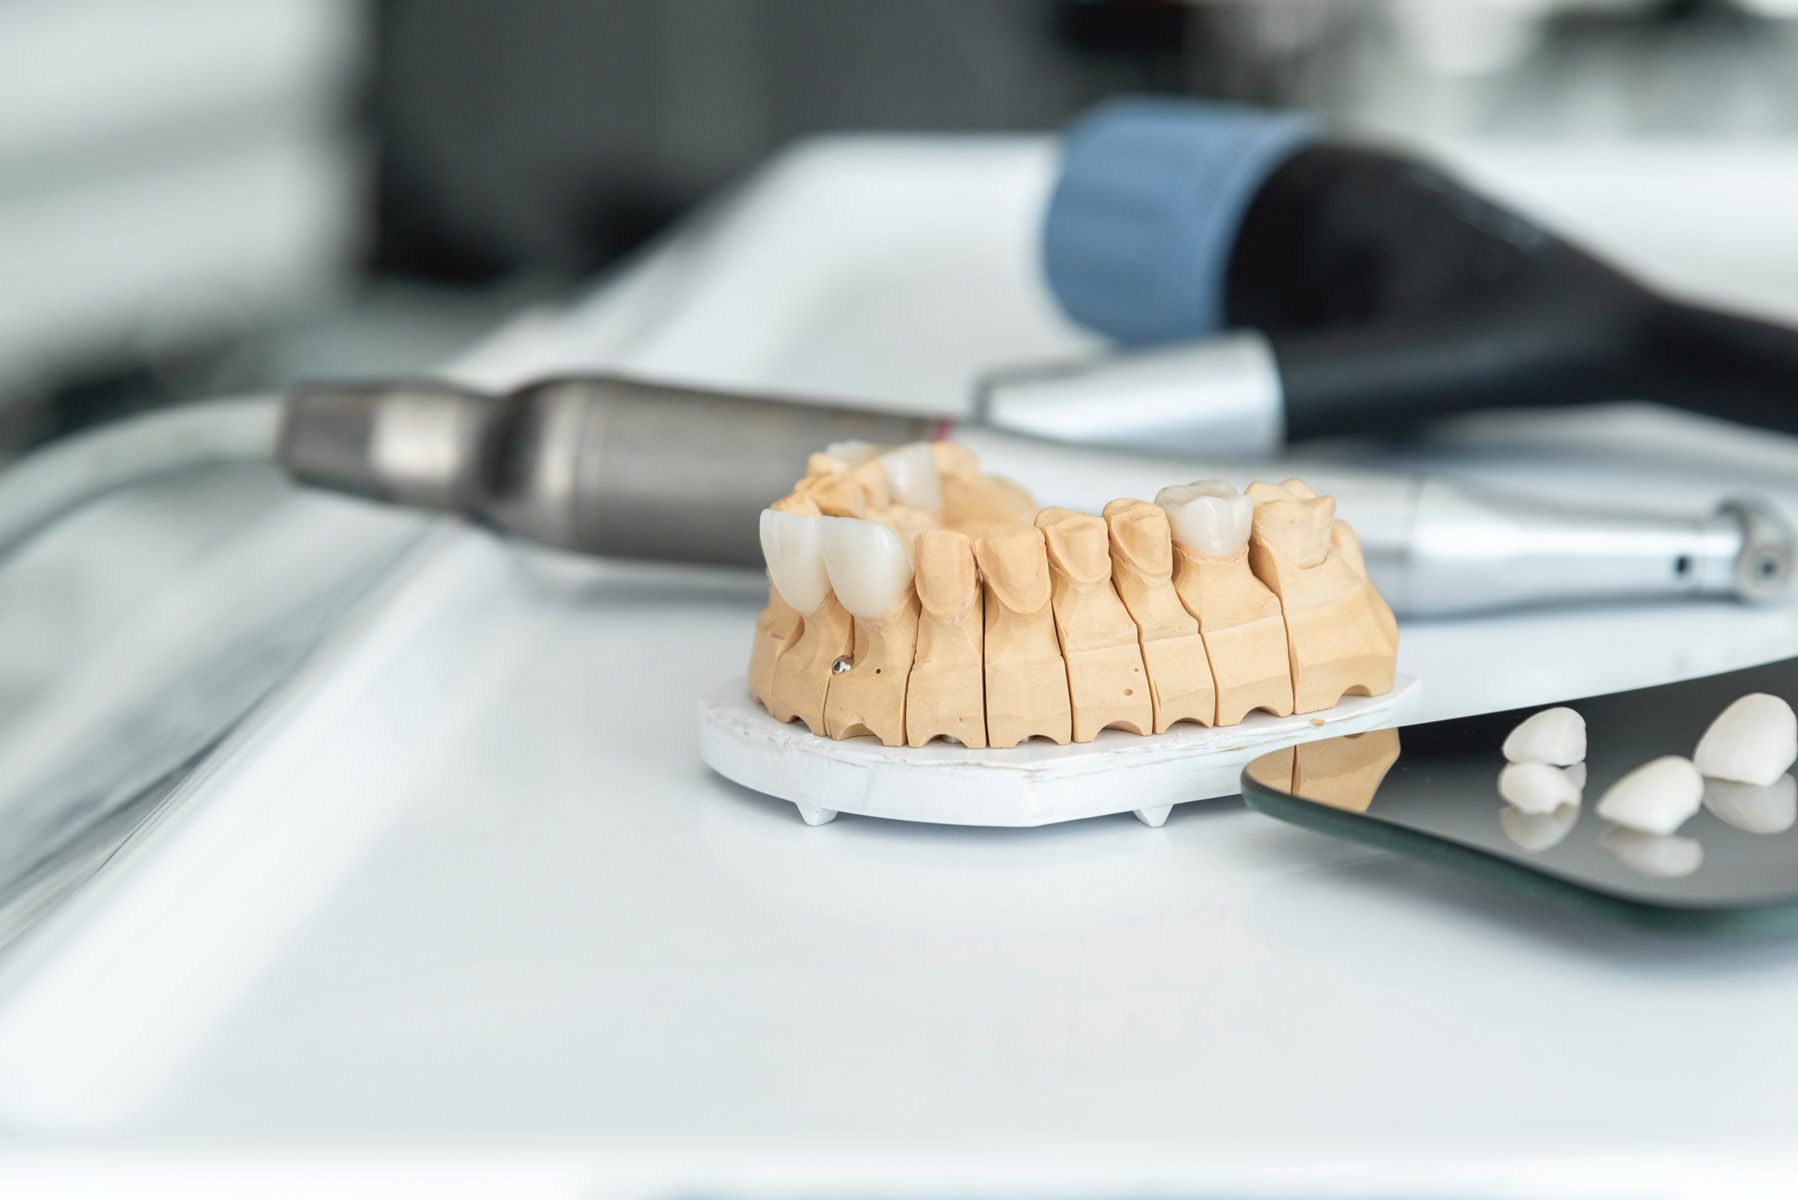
[{"x1": 749, "y1": 441, "x2": 1399, "y2": 748}]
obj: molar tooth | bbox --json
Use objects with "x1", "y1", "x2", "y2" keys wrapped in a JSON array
[
  {"x1": 1693, "y1": 693, "x2": 1798, "y2": 786},
  {"x1": 759, "y1": 509, "x2": 829, "y2": 613},
  {"x1": 1596, "y1": 756, "x2": 1704, "y2": 835},
  {"x1": 1154, "y1": 480, "x2": 1254, "y2": 557},
  {"x1": 1497, "y1": 762, "x2": 1582, "y2": 815},
  {"x1": 820, "y1": 517, "x2": 914, "y2": 619},
  {"x1": 877, "y1": 442, "x2": 941, "y2": 513},
  {"x1": 1502, "y1": 707, "x2": 1586, "y2": 766}
]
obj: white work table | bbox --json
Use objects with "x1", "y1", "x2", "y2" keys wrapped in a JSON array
[{"x1": 3, "y1": 137, "x2": 1798, "y2": 1195}]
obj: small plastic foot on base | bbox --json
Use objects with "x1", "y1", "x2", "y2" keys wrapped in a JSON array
[
  {"x1": 1133, "y1": 805, "x2": 1173, "y2": 828},
  {"x1": 794, "y1": 802, "x2": 839, "y2": 827}
]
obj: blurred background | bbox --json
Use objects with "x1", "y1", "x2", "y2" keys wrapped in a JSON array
[{"x1": 11, "y1": 0, "x2": 1798, "y2": 451}]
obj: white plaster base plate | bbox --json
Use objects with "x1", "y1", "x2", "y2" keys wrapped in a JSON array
[{"x1": 697, "y1": 675, "x2": 1420, "y2": 828}]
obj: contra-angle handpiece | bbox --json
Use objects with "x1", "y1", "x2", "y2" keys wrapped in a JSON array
[
  {"x1": 276, "y1": 373, "x2": 1796, "y2": 616},
  {"x1": 983, "y1": 97, "x2": 1798, "y2": 454}
]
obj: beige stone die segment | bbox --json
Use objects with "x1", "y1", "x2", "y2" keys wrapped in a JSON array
[
  {"x1": 1101, "y1": 499, "x2": 1218, "y2": 731},
  {"x1": 1246, "y1": 480, "x2": 1398, "y2": 714},
  {"x1": 821, "y1": 519, "x2": 920, "y2": 747},
  {"x1": 822, "y1": 599, "x2": 919, "y2": 747},
  {"x1": 973, "y1": 522, "x2": 1072, "y2": 748},
  {"x1": 906, "y1": 529, "x2": 987, "y2": 748},
  {"x1": 747, "y1": 495, "x2": 819, "y2": 711},
  {"x1": 1036, "y1": 507, "x2": 1152, "y2": 741},
  {"x1": 1170, "y1": 544, "x2": 1293, "y2": 726}
]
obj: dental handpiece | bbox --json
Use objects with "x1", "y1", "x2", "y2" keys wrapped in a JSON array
[
  {"x1": 983, "y1": 97, "x2": 1798, "y2": 454},
  {"x1": 277, "y1": 373, "x2": 1795, "y2": 616}
]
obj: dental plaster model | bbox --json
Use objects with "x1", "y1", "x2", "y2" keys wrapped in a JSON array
[
  {"x1": 1156, "y1": 481, "x2": 1295, "y2": 726},
  {"x1": 1244, "y1": 478, "x2": 1398, "y2": 714},
  {"x1": 905, "y1": 530, "x2": 986, "y2": 748},
  {"x1": 1595, "y1": 755, "x2": 1705, "y2": 835},
  {"x1": 1497, "y1": 762, "x2": 1582, "y2": 816},
  {"x1": 1693, "y1": 693, "x2": 1798, "y2": 787},
  {"x1": 1502, "y1": 707, "x2": 1587, "y2": 766},
  {"x1": 749, "y1": 441, "x2": 1399, "y2": 747},
  {"x1": 1038, "y1": 507, "x2": 1152, "y2": 741},
  {"x1": 976, "y1": 523, "x2": 1074, "y2": 748},
  {"x1": 1102, "y1": 500, "x2": 1218, "y2": 732}
]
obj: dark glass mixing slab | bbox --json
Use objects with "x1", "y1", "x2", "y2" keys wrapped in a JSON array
[{"x1": 1240, "y1": 658, "x2": 1798, "y2": 934}]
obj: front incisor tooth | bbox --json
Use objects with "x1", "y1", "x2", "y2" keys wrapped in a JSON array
[
  {"x1": 974, "y1": 523, "x2": 1071, "y2": 748},
  {"x1": 1246, "y1": 479, "x2": 1398, "y2": 713},
  {"x1": 820, "y1": 519, "x2": 918, "y2": 745},
  {"x1": 1037, "y1": 507, "x2": 1151, "y2": 741},
  {"x1": 748, "y1": 496, "x2": 818, "y2": 710},
  {"x1": 906, "y1": 529, "x2": 986, "y2": 748},
  {"x1": 1157, "y1": 482, "x2": 1292, "y2": 726},
  {"x1": 763, "y1": 510, "x2": 852, "y2": 735},
  {"x1": 1102, "y1": 499, "x2": 1216, "y2": 731}
]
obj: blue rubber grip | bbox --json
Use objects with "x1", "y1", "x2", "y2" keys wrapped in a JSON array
[{"x1": 1043, "y1": 96, "x2": 1319, "y2": 345}]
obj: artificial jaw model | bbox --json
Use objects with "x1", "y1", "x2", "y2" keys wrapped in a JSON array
[{"x1": 748, "y1": 443, "x2": 1398, "y2": 747}]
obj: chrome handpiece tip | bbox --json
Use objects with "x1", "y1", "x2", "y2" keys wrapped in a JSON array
[{"x1": 1719, "y1": 496, "x2": 1798, "y2": 603}]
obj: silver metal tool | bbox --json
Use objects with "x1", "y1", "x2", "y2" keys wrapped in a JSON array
[{"x1": 275, "y1": 373, "x2": 1797, "y2": 617}]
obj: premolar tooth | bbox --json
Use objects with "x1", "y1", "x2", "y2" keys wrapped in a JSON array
[
  {"x1": 1502, "y1": 707, "x2": 1586, "y2": 766},
  {"x1": 877, "y1": 442, "x2": 941, "y2": 513},
  {"x1": 1693, "y1": 693, "x2": 1798, "y2": 786},
  {"x1": 1497, "y1": 762, "x2": 1582, "y2": 815},
  {"x1": 820, "y1": 517, "x2": 914, "y2": 619},
  {"x1": 1155, "y1": 480, "x2": 1254, "y2": 557},
  {"x1": 1596, "y1": 756, "x2": 1703, "y2": 835},
  {"x1": 760, "y1": 509, "x2": 829, "y2": 613}
]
